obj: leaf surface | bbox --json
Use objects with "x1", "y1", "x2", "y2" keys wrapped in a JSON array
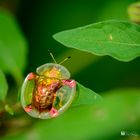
[
  {"x1": 53, "y1": 20, "x2": 140, "y2": 61},
  {"x1": 0, "y1": 69, "x2": 8, "y2": 101},
  {"x1": 0, "y1": 10, "x2": 27, "y2": 82},
  {"x1": 72, "y1": 82, "x2": 102, "y2": 107}
]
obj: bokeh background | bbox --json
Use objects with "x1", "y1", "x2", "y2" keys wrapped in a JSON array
[
  {"x1": 0, "y1": 0, "x2": 140, "y2": 140},
  {"x1": 19, "y1": 0, "x2": 140, "y2": 92}
]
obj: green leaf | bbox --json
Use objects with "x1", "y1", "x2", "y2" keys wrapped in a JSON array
[
  {"x1": 33, "y1": 90, "x2": 140, "y2": 140},
  {"x1": 72, "y1": 82, "x2": 102, "y2": 107},
  {"x1": 0, "y1": 69, "x2": 8, "y2": 101},
  {"x1": 53, "y1": 20, "x2": 140, "y2": 62},
  {"x1": 3, "y1": 89, "x2": 140, "y2": 140},
  {"x1": 0, "y1": 10, "x2": 27, "y2": 83}
]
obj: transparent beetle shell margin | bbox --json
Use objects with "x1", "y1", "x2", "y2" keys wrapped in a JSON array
[{"x1": 20, "y1": 63, "x2": 76, "y2": 119}]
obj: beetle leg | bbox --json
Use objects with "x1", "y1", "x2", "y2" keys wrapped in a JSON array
[
  {"x1": 49, "y1": 107, "x2": 58, "y2": 117},
  {"x1": 24, "y1": 104, "x2": 32, "y2": 113},
  {"x1": 27, "y1": 72, "x2": 36, "y2": 80},
  {"x1": 62, "y1": 79, "x2": 76, "y2": 88}
]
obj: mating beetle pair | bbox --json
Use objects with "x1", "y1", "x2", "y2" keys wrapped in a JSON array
[{"x1": 20, "y1": 52, "x2": 76, "y2": 119}]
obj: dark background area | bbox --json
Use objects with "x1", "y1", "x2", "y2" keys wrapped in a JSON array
[{"x1": 16, "y1": 0, "x2": 140, "y2": 93}]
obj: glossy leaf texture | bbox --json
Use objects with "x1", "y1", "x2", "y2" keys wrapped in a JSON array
[
  {"x1": 3, "y1": 89, "x2": 140, "y2": 140},
  {"x1": 0, "y1": 69, "x2": 8, "y2": 101},
  {"x1": 72, "y1": 82, "x2": 102, "y2": 107},
  {"x1": 53, "y1": 20, "x2": 140, "y2": 62},
  {"x1": 0, "y1": 10, "x2": 27, "y2": 83}
]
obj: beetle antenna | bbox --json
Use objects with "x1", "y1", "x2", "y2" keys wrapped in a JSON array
[
  {"x1": 48, "y1": 50, "x2": 57, "y2": 63},
  {"x1": 59, "y1": 56, "x2": 71, "y2": 65}
]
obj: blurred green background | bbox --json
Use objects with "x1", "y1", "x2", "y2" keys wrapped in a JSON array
[
  {"x1": 0, "y1": 0, "x2": 140, "y2": 140},
  {"x1": 18, "y1": 0, "x2": 140, "y2": 92}
]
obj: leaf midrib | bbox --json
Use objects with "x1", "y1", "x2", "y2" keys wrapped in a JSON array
[{"x1": 65, "y1": 39, "x2": 140, "y2": 47}]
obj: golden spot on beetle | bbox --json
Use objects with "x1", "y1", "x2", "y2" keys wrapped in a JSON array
[
  {"x1": 109, "y1": 34, "x2": 113, "y2": 41},
  {"x1": 43, "y1": 67, "x2": 61, "y2": 78},
  {"x1": 58, "y1": 92, "x2": 63, "y2": 107}
]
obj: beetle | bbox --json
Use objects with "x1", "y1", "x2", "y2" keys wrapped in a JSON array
[{"x1": 20, "y1": 51, "x2": 76, "y2": 119}]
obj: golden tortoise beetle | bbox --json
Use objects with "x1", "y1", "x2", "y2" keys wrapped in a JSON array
[{"x1": 20, "y1": 53, "x2": 76, "y2": 119}]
